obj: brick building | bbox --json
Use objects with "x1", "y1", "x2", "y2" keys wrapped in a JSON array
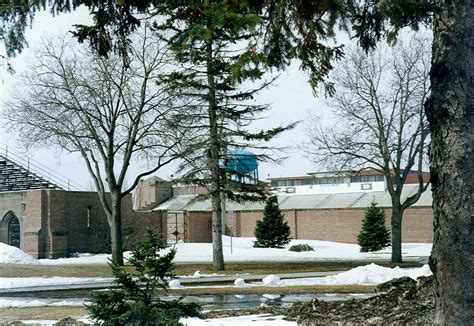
[
  {"x1": 135, "y1": 170, "x2": 434, "y2": 244},
  {"x1": 0, "y1": 155, "x2": 163, "y2": 258}
]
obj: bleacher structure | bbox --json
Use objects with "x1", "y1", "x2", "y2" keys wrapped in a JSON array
[{"x1": 0, "y1": 155, "x2": 62, "y2": 192}]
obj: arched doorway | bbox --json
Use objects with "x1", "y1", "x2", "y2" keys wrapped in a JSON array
[{"x1": 8, "y1": 216, "x2": 20, "y2": 248}]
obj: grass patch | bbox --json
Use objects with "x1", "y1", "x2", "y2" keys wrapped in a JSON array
[
  {"x1": 172, "y1": 260, "x2": 422, "y2": 276},
  {"x1": 0, "y1": 260, "x2": 422, "y2": 278},
  {"x1": 167, "y1": 284, "x2": 376, "y2": 296},
  {"x1": 0, "y1": 306, "x2": 88, "y2": 324}
]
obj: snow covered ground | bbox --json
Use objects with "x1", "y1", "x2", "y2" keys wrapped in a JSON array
[{"x1": 0, "y1": 237, "x2": 432, "y2": 265}]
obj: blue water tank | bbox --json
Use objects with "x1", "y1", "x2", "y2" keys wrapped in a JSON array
[{"x1": 226, "y1": 150, "x2": 258, "y2": 174}]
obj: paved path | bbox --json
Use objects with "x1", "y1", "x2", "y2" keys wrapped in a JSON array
[{"x1": 0, "y1": 270, "x2": 343, "y2": 295}]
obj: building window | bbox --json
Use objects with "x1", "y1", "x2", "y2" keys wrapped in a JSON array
[
  {"x1": 87, "y1": 205, "x2": 92, "y2": 228},
  {"x1": 351, "y1": 175, "x2": 385, "y2": 183},
  {"x1": 302, "y1": 179, "x2": 313, "y2": 185}
]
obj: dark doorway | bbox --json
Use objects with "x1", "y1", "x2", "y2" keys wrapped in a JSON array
[{"x1": 8, "y1": 216, "x2": 20, "y2": 248}]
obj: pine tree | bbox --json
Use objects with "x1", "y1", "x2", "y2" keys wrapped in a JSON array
[
  {"x1": 357, "y1": 202, "x2": 391, "y2": 252},
  {"x1": 254, "y1": 196, "x2": 291, "y2": 248},
  {"x1": 153, "y1": 1, "x2": 293, "y2": 270},
  {"x1": 87, "y1": 229, "x2": 201, "y2": 325}
]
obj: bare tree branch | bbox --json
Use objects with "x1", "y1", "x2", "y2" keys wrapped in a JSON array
[
  {"x1": 3, "y1": 31, "x2": 185, "y2": 265},
  {"x1": 302, "y1": 36, "x2": 431, "y2": 263}
]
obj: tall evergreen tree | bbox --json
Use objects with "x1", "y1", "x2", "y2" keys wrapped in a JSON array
[
  {"x1": 357, "y1": 202, "x2": 390, "y2": 252},
  {"x1": 152, "y1": 1, "x2": 292, "y2": 270},
  {"x1": 254, "y1": 196, "x2": 291, "y2": 248}
]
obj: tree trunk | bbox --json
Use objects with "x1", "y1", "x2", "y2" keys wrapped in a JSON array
[
  {"x1": 427, "y1": 1, "x2": 474, "y2": 323},
  {"x1": 109, "y1": 192, "x2": 124, "y2": 266},
  {"x1": 390, "y1": 206, "x2": 403, "y2": 264},
  {"x1": 211, "y1": 191, "x2": 225, "y2": 270},
  {"x1": 206, "y1": 30, "x2": 225, "y2": 271}
]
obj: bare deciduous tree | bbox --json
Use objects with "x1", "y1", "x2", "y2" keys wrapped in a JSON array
[
  {"x1": 4, "y1": 31, "x2": 185, "y2": 265},
  {"x1": 303, "y1": 37, "x2": 431, "y2": 263}
]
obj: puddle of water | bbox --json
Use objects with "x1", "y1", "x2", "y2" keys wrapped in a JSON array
[
  {"x1": 161, "y1": 293, "x2": 375, "y2": 310},
  {"x1": 2, "y1": 293, "x2": 375, "y2": 310}
]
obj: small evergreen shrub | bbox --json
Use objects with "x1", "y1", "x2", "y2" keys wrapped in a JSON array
[
  {"x1": 289, "y1": 244, "x2": 314, "y2": 252},
  {"x1": 87, "y1": 229, "x2": 202, "y2": 325},
  {"x1": 357, "y1": 202, "x2": 391, "y2": 252},
  {"x1": 254, "y1": 196, "x2": 291, "y2": 248}
]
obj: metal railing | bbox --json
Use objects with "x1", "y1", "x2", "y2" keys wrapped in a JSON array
[{"x1": 0, "y1": 144, "x2": 85, "y2": 191}]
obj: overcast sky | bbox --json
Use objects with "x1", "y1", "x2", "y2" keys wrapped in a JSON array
[{"x1": 0, "y1": 7, "x2": 354, "y2": 189}]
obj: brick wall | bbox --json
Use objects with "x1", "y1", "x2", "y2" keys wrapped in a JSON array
[
  {"x1": 135, "y1": 177, "x2": 172, "y2": 210},
  {"x1": 183, "y1": 206, "x2": 434, "y2": 244},
  {"x1": 61, "y1": 191, "x2": 164, "y2": 254},
  {"x1": 0, "y1": 189, "x2": 164, "y2": 258},
  {"x1": 185, "y1": 211, "x2": 212, "y2": 243},
  {"x1": 24, "y1": 190, "x2": 47, "y2": 258},
  {"x1": 384, "y1": 207, "x2": 434, "y2": 243},
  {"x1": 125, "y1": 210, "x2": 164, "y2": 248},
  {"x1": 60, "y1": 190, "x2": 110, "y2": 254}
]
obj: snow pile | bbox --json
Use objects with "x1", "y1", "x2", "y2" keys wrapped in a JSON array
[
  {"x1": 181, "y1": 314, "x2": 296, "y2": 325},
  {"x1": 262, "y1": 294, "x2": 281, "y2": 300},
  {"x1": 234, "y1": 278, "x2": 246, "y2": 287},
  {"x1": 0, "y1": 243, "x2": 39, "y2": 265},
  {"x1": 169, "y1": 279, "x2": 182, "y2": 289},
  {"x1": 262, "y1": 275, "x2": 280, "y2": 286},
  {"x1": 279, "y1": 264, "x2": 432, "y2": 287},
  {"x1": 0, "y1": 276, "x2": 113, "y2": 289},
  {"x1": 21, "y1": 321, "x2": 57, "y2": 325}
]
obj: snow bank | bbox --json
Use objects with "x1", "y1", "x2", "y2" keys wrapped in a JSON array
[
  {"x1": 169, "y1": 279, "x2": 182, "y2": 289},
  {"x1": 0, "y1": 276, "x2": 113, "y2": 289},
  {"x1": 0, "y1": 243, "x2": 39, "y2": 265},
  {"x1": 21, "y1": 321, "x2": 57, "y2": 326},
  {"x1": 234, "y1": 278, "x2": 246, "y2": 287},
  {"x1": 278, "y1": 264, "x2": 432, "y2": 287},
  {"x1": 262, "y1": 275, "x2": 280, "y2": 286}
]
